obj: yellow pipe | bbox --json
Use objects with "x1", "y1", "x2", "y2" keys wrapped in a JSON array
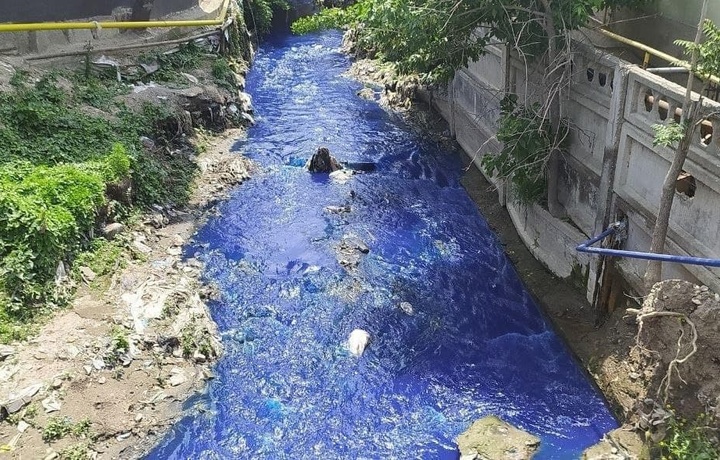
[
  {"x1": 0, "y1": 0, "x2": 231, "y2": 32},
  {"x1": 592, "y1": 23, "x2": 720, "y2": 85}
]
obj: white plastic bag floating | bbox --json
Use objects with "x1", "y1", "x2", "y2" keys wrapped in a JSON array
[{"x1": 347, "y1": 329, "x2": 370, "y2": 357}]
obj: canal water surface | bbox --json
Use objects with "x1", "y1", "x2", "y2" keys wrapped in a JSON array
[{"x1": 146, "y1": 30, "x2": 617, "y2": 459}]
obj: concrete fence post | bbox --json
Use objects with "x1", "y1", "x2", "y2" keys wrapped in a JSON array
[{"x1": 586, "y1": 62, "x2": 632, "y2": 310}]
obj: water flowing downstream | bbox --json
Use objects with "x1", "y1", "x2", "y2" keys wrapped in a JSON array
[{"x1": 147, "y1": 31, "x2": 617, "y2": 459}]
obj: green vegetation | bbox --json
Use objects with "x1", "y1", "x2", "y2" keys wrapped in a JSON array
[
  {"x1": 291, "y1": 3, "x2": 364, "y2": 35},
  {"x1": 180, "y1": 320, "x2": 215, "y2": 359},
  {"x1": 660, "y1": 412, "x2": 719, "y2": 460},
  {"x1": 42, "y1": 416, "x2": 92, "y2": 442},
  {"x1": 72, "y1": 237, "x2": 130, "y2": 287},
  {"x1": 0, "y1": 72, "x2": 197, "y2": 341},
  {"x1": 212, "y1": 58, "x2": 237, "y2": 91},
  {"x1": 59, "y1": 443, "x2": 93, "y2": 460},
  {"x1": 481, "y1": 95, "x2": 567, "y2": 205},
  {"x1": 140, "y1": 41, "x2": 205, "y2": 84},
  {"x1": 244, "y1": 0, "x2": 289, "y2": 36},
  {"x1": 292, "y1": 0, "x2": 652, "y2": 83}
]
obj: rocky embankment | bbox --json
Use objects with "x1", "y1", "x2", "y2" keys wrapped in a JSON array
[{"x1": 0, "y1": 33, "x2": 255, "y2": 460}]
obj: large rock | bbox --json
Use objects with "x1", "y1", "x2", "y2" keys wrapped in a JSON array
[
  {"x1": 582, "y1": 427, "x2": 648, "y2": 459},
  {"x1": 457, "y1": 416, "x2": 540, "y2": 460},
  {"x1": 307, "y1": 147, "x2": 342, "y2": 173}
]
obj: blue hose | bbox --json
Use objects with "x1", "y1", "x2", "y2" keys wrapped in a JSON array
[{"x1": 576, "y1": 223, "x2": 720, "y2": 268}]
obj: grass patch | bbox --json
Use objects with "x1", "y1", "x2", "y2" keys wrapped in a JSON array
[
  {"x1": 42, "y1": 416, "x2": 92, "y2": 442},
  {"x1": 59, "y1": 442, "x2": 93, "y2": 460},
  {"x1": 139, "y1": 41, "x2": 205, "y2": 84}
]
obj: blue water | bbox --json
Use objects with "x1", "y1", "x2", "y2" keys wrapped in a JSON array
[{"x1": 146, "y1": 31, "x2": 617, "y2": 459}]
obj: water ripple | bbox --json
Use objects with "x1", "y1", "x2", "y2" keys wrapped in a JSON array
[{"x1": 146, "y1": 30, "x2": 616, "y2": 459}]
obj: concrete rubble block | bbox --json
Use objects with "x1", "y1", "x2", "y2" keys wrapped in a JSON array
[
  {"x1": 0, "y1": 345, "x2": 15, "y2": 361},
  {"x1": 582, "y1": 427, "x2": 649, "y2": 460},
  {"x1": 456, "y1": 415, "x2": 540, "y2": 460},
  {"x1": 103, "y1": 222, "x2": 126, "y2": 240}
]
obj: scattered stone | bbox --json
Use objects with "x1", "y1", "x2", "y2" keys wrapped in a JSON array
[
  {"x1": 324, "y1": 205, "x2": 351, "y2": 214},
  {"x1": 167, "y1": 246, "x2": 183, "y2": 256},
  {"x1": 116, "y1": 432, "x2": 132, "y2": 441},
  {"x1": 241, "y1": 112, "x2": 255, "y2": 125},
  {"x1": 582, "y1": 427, "x2": 647, "y2": 459},
  {"x1": 50, "y1": 378, "x2": 63, "y2": 390},
  {"x1": 169, "y1": 369, "x2": 187, "y2": 387},
  {"x1": 140, "y1": 391, "x2": 167, "y2": 405},
  {"x1": 135, "y1": 413, "x2": 144, "y2": 422},
  {"x1": 103, "y1": 222, "x2": 126, "y2": 240},
  {"x1": 237, "y1": 91, "x2": 253, "y2": 113},
  {"x1": 92, "y1": 358, "x2": 106, "y2": 370},
  {"x1": 58, "y1": 344, "x2": 81, "y2": 361},
  {"x1": 201, "y1": 369, "x2": 216, "y2": 380},
  {"x1": 84, "y1": 365, "x2": 93, "y2": 375},
  {"x1": 43, "y1": 452, "x2": 59, "y2": 460},
  {"x1": 41, "y1": 393, "x2": 61, "y2": 413},
  {"x1": 338, "y1": 254, "x2": 362, "y2": 269},
  {"x1": 340, "y1": 235, "x2": 370, "y2": 255},
  {"x1": 0, "y1": 345, "x2": 15, "y2": 361},
  {"x1": 193, "y1": 350, "x2": 207, "y2": 363},
  {"x1": 17, "y1": 420, "x2": 29, "y2": 433},
  {"x1": 307, "y1": 147, "x2": 342, "y2": 173},
  {"x1": 181, "y1": 72, "x2": 200, "y2": 84},
  {"x1": 357, "y1": 87, "x2": 376, "y2": 101},
  {"x1": 133, "y1": 240, "x2": 153, "y2": 254},
  {"x1": 347, "y1": 329, "x2": 371, "y2": 357},
  {"x1": 79, "y1": 266, "x2": 97, "y2": 282},
  {"x1": 399, "y1": 302, "x2": 414, "y2": 315},
  {"x1": 457, "y1": 415, "x2": 540, "y2": 460},
  {"x1": 98, "y1": 377, "x2": 107, "y2": 385}
]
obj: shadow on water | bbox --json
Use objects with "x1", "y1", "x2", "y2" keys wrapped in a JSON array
[{"x1": 146, "y1": 30, "x2": 617, "y2": 459}]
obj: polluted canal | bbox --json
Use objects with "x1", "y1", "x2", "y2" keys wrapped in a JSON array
[{"x1": 147, "y1": 31, "x2": 617, "y2": 459}]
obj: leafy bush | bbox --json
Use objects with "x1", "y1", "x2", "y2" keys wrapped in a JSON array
[
  {"x1": 0, "y1": 157, "x2": 119, "y2": 307},
  {"x1": 244, "y1": 0, "x2": 289, "y2": 36},
  {"x1": 42, "y1": 416, "x2": 91, "y2": 442},
  {"x1": 292, "y1": 0, "x2": 655, "y2": 83},
  {"x1": 140, "y1": 41, "x2": 205, "y2": 84},
  {"x1": 291, "y1": 5, "x2": 360, "y2": 34},
  {"x1": 0, "y1": 75, "x2": 197, "y2": 332},
  {"x1": 661, "y1": 412, "x2": 719, "y2": 460},
  {"x1": 482, "y1": 95, "x2": 568, "y2": 205}
]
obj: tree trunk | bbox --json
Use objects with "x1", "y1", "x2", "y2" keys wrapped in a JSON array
[
  {"x1": 643, "y1": 0, "x2": 709, "y2": 292},
  {"x1": 539, "y1": 0, "x2": 565, "y2": 217},
  {"x1": 643, "y1": 117, "x2": 698, "y2": 290}
]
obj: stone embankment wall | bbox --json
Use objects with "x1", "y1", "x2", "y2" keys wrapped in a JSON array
[{"x1": 430, "y1": 39, "x2": 720, "y2": 310}]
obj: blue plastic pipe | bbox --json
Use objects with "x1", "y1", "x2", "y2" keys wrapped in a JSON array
[{"x1": 576, "y1": 224, "x2": 720, "y2": 268}]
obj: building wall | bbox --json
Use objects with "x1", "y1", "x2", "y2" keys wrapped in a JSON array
[
  {"x1": 0, "y1": 0, "x2": 197, "y2": 23},
  {"x1": 610, "y1": 1, "x2": 720, "y2": 66},
  {"x1": 434, "y1": 39, "x2": 720, "y2": 307}
]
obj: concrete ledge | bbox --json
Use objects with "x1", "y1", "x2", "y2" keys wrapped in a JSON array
[{"x1": 507, "y1": 202, "x2": 591, "y2": 280}]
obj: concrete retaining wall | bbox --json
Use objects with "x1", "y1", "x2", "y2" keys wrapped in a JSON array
[
  {"x1": 435, "y1": 38, "x2": 720, "y2": 306},
  {"x1": 0, "y1": 0, "x2": 196, "y2": 23}
]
